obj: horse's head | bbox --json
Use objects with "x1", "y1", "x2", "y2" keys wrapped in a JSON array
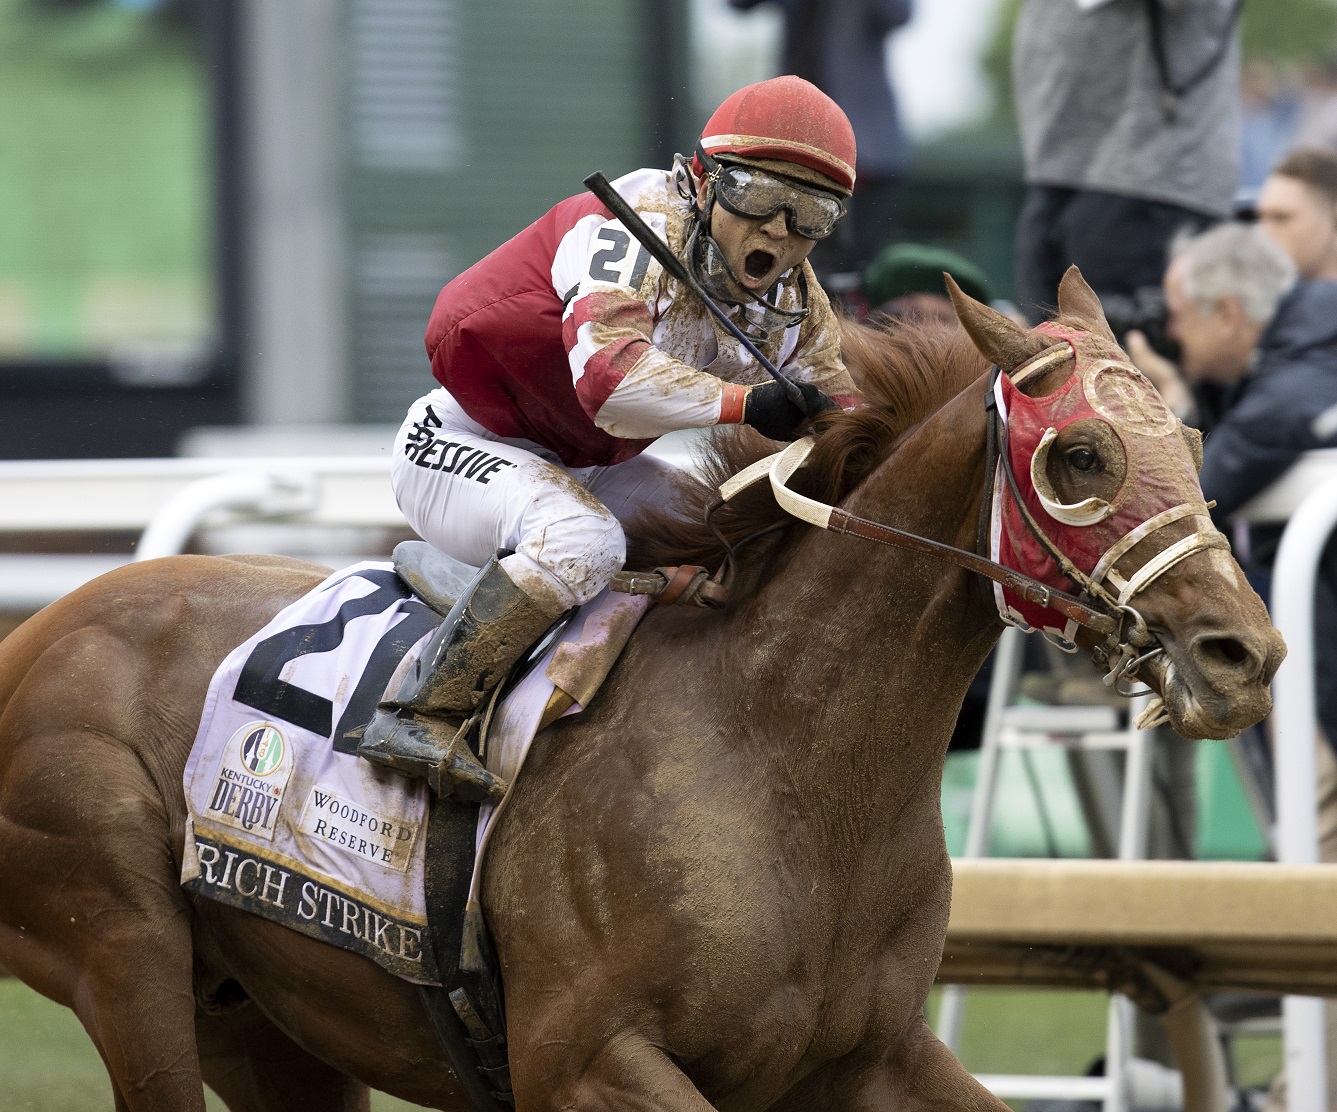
[{"x1": 948, "y1": 266, "x2": 1285, "y2": 740}]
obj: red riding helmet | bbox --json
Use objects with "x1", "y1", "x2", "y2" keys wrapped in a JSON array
[{"x1": 695, "y1": 76, "x2": 857, "y2": 195}]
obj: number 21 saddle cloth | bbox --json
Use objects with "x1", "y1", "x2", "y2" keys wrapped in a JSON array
[{"x1": 179, "y1": 560, "x2": 648, "y2": 985}]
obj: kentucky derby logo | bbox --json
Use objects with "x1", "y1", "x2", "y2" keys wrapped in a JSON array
[
  {"x1": 202, "y1": 721, "x2": 294, "y2": 842},
  {"x1": 241, "y1": 724, "x2": 285, "y2": 776}
]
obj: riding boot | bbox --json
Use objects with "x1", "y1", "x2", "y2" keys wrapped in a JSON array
[{"x1": 357, "y1": 555, "x2": 562, "y2": 801}]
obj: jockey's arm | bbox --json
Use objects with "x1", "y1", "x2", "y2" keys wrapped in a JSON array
[{"x1": 556, "y1": 215, "x2": 855, "y2": 441}]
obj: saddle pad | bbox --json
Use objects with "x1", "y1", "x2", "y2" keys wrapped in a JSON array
[{"x1": 179, "y1": 560, "x2": 649, "y2": 986}]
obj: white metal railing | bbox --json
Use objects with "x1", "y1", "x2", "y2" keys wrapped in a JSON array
[
  {"x1": 1233, "y1": 448, "x2": 1337, "y2": 524},
  {"x1": 0, "y1": 456, "x2": 398, "y2": 533},
  {"x1": 1206, "y1": 451, "x2": 1337, "y2": 1112},
  {"x1": 0, "y1": 435, "x2": 703, "y2": 610},
  {"x1": 1268, "y1": 477, "x2": 1337, "y2": 1112},
  {"x1": 0, "y1": 456, "x2": 400, "y2": 610}
]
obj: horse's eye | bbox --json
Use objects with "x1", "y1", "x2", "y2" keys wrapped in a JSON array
[{"x1": 1067, "y1": 447, "x2": 1099, "y2": 472}]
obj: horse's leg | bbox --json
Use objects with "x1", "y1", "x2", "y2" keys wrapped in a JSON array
[
  {"x1": 837, "y1": 1018, "x2": 1009, "y2": 1112},
  {"x1": 0, "y1": 728, "x2": 208, "y2": 1110},
  {"x1": 510, "y1": 1030, "x2": 719, "y2": 1111},
  {"x1": 196, "y1": 1000, "x2": 371, "y2": 1112},
  {"x1": 193, "y1": 904, "x2": 466, "y2": 1109},
  {"x1": 54, "y1": 820, "x2": 207, "y2": 1111}
]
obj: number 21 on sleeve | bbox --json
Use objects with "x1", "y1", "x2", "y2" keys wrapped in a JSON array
[{"x1": 589, "y1": 226, "x2": 650, "y2": 290}]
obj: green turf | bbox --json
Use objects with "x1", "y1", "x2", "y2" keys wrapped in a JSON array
[
  {"x1": 0, "y1": 978, "x2": 425, "y2": 1110},
  {"x1": 941, "y1": 741, "x2": 1269, "y2": 861},
  {"x1": 927, "y1": 987, "x2": 1282, "y2": 1095},
  {"x1": 927, "y1": 987, "x2": 1110, "y2": 1077},
  {"x1": 2, "y1": 975, "x2": 1282, "y2": 1107}
]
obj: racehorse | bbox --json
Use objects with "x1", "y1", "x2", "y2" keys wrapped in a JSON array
[{"x1": 0, "y1": 270, "x2": 1282, "y2": 1110}]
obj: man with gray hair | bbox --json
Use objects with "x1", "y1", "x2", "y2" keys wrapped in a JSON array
[
  {"x1": 1133, "y1": 221, "x2": 1296, "y2": 420},
  {"x1": 1133, "y1": 217, "x2": 1337, "y2": 855},
  {"x1": 1136, "y1": 220, "x2": 1337, "y2": 530}
]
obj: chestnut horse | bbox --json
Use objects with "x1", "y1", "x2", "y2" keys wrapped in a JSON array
[{"x1": 0, "y1": 272, "x2": 1281, "y2": 1110}]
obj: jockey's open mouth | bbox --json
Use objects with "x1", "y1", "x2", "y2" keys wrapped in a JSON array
[{"x1": 743, "y1": 249, "x2": 776, "y2": 284}]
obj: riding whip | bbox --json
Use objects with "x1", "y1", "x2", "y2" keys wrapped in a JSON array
[{"x1": 582, "y1": 172, "x2": 815, "y2": 415}]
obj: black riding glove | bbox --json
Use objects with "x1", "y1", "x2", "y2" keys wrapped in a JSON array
[{"x1": 742, "y1": 380, "x2": 839, "y2": 441}]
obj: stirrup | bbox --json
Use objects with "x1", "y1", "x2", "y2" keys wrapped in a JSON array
[{"x1": 356, "y1": 709, "x2": 508, "y2": 804}]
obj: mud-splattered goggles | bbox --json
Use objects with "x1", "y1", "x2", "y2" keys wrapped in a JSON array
[{"x1": 697, "y1": 145, "x2": 846, "y2": 241}]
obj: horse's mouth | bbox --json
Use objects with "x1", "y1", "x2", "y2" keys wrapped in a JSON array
[{"x1": 1140, "y1": 647, "x2": 1275, "y2": 740}]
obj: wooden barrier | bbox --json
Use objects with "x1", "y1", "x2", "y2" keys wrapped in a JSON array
[
  {"x1": 941, "y1": 858, "x2": 1337, "y2": 999},
  {"x1": 940, "y1": 859, "x2": 1337, "y2": 1112}
]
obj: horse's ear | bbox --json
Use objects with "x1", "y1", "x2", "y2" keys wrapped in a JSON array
[
  {"x1": 1055, "y1": 265, "x2": 1118, "y2": 343},
  {"x1": 946, "y1": 272, "x2": 1051, "y2": 371}
]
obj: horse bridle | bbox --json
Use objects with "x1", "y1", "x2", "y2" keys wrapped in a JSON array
[{"x1": 718, "y1": 343, "x2": 1230, "y2": 701}]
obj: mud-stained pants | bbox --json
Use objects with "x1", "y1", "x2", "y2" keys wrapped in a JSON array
[{"x1": 391, "y1": 389, "x2": 685, "y2": 614}]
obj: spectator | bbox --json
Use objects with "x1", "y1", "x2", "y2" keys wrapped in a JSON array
[
  {"x1": 861, "y1": 243, "x2": 994, "y2": 323},
  {"x1": 1130, "y1": 223, "x2": 1318, "y2": 535},
  {"x1": 1012, "y1": 0, "x2": 1242, "y2": 322},
  {"x1": 1256, "y1": 147, "x2": 1337, "y2": 281},
  {"x1": 728, "y1": 0, "x2": 912, "y2": 273},
  {"x1": 1129, "y1": 221, "x2": 1337, "y2": 796}
]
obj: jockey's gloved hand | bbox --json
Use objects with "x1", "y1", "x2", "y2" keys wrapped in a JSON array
[{"x1": 743, "y1": 380, "x2": 839, "y2": 441}]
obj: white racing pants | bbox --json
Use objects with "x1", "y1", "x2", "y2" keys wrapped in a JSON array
[{"x1": 392, "y1": 389, "x2": 685, "y2": 614}]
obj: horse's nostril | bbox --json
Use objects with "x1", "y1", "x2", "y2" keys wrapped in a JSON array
[{"x1": 1194, "y1": 635, "x2": 1257, "y2": 675}]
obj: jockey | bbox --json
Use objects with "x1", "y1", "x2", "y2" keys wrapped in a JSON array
[{"x1": 359, "y1": 75, "x2": 860, "y2": 792}]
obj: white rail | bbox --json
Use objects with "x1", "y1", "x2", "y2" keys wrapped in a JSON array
[
  {"x1": 0, "y1": 457, "x2": 400, "y2": 610},
  {"x1": 0, "y1": 456, "x2": 399, "y2": 533},
  {"x1": 1269, "y1": 477, "x2": 1337, "y2": 1112},
  {"x1": 0, "y1": 435, "x2": 702, "y2": 610}
]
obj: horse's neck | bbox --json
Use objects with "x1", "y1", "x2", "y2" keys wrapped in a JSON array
[{"x1": 733, "y1": 378, "x2": 1000, "y2": 827}]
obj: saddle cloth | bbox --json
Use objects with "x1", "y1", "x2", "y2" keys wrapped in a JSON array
[{"x1": 179, "y1": 560, "x2": 648, "y2": 986}]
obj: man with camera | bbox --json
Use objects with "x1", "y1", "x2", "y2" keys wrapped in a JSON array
[{"x1": 1128, "y1": 222, "x2": 1337, "y2": 534}]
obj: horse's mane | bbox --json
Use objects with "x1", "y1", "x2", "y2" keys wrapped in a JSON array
[{"x1": 627, "y1": 316, "x2": 989, "y2": 570}]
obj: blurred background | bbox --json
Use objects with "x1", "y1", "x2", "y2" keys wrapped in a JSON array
[{"x1": 4, "y1": 0, "x2": 1337, "y2": 457}]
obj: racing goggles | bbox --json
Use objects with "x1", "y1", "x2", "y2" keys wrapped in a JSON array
[{"x1": 697, "y1": 145, "x2": 846, "y2": 240}]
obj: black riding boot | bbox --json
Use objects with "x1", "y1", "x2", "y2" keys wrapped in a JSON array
[{"x1": 357, "y1": 555, "x2": 560, "y2": 801}]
